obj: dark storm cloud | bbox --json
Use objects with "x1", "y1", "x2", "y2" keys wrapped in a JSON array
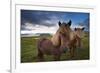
[
  {"x1": 21, "y1": 10, "x2": 60, "y2": 27},
  {"x1": 21, "y1": 10, "x2": 89, "y2": 31}
]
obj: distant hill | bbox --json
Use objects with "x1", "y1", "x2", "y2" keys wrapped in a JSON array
[
  {"x1": 40, "y1": 33, "x2": 51, "y2": 37},
  {"x1": 21, "y1": 33, "x2": 52, "y2": 37}
]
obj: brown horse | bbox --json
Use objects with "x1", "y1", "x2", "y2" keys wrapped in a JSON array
[
  {"x1": 37, "y1": 20, "x2": 72, "y2": 61},
  {"x1": 68, "y1": 27, "x2": 85, "y2": 57},
  {"x1": 74, "y1": 27, "x2": 85, "y2": 48}
]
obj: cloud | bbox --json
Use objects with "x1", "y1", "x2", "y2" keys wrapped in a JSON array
[
  {"x1": 21, "y1": 23, "x2": 59, "y2": 34},
  {"x1": 21, "y1": 10, "x2": 60, "y2": 27},
  {"x1": 21, "y1": 10, "x2": 89, "y2": 33}
]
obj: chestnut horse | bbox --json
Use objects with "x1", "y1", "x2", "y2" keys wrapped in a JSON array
[
  {"x1": 37, "y1": 20, "x2": 72, "y2": 61},
  {"x1": 68, "y1": 27, "x2": 85, "y2": 57}
]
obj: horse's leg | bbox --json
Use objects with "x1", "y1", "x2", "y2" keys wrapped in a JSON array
[
  {"x1": 37, "y1": 48, "x2": 44, "y2": 61},
  {"x1": 54, "y1": 51, "x2": 61, "y2": 61},
  {"x1": 53, "y1": 48, "x2": 61, "y2": 61},
  {"x1": 70, "y1": 47, "x2": 75, "y2": 58},
  {"x1": 77, "y1": 38, "x2": 82, "y2": 49}
]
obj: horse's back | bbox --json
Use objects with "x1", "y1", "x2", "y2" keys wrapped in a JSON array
[
  {"x1": 37, "y1": 38, "x2": 48, "y2": 48},
  {"x1": 37, "y1": 37, "x2": 54, "y2": 54}
]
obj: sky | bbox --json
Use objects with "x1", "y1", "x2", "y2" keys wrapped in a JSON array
[{"x1": 21, "y1": 10, "x2": 89, "y2": 35}]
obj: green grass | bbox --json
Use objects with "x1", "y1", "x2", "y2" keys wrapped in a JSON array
[{"x1": 21, "y1": 34, "x2": 89, "y2": 63}]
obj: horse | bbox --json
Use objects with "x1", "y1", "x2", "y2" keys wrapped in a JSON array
[
  {"x1": 74, "y1": 27, "x2": 85, "y2": 48},
  {"x1": 68, "y1": 27, "x2": 85, "y2": 57},
  {"x1": 37, "y1": 20, "x2": 72, "y2": 61}
]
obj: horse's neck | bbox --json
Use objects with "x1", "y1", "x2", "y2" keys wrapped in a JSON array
[{"x1": 51, "y1": 32, "x2": 60, "y2": 47}]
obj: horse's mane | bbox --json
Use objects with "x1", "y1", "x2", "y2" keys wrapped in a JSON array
[
  {"x1": 51, "y1": 28, "x2": 61, "y2": 47},
  {"x1": 51, "y1": 27, "x2": 71, "y2": 47}
]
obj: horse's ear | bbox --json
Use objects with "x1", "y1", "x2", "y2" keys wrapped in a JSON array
[
  {"x1": 67, "y1": 20, "x2": 72, "y2": 26},
  {"x1": 82, "y1": 27, "x2": 85, "y2": 30},
  {"x1": 58, "y1": 21, "x2": 61, "y2": 26},
  {"x1": 74, "y1": 28, "x2": 77, "y2": 31}
]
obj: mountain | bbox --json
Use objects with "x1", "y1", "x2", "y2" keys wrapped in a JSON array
[{"x1": 21, "y1": 33, "x2": 52, "y2": 37}]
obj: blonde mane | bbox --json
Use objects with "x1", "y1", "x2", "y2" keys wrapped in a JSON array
[
  {"x1": 51, "y1": 27, "x2": 71, "y2": 47},
  {"x1": 51, "y1": 28, "x2": 61, "y2": 47}
]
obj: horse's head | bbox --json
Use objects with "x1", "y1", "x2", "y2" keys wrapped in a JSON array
[
  {"x1": 58, "y1": 20, "x2": 72, "y2": 36},
  {"x1": 51, "y1": 20, "x2": 72, "y2": 48},
  {"x1": 74, "y1": 27, "x2": 85, "y2": 38},
  {"x1": 56, "y1": 20, "x2": 72, "y2": 49}
]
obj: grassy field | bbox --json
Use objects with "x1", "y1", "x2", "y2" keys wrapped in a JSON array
[{"x1": 21, "y1": 33, "x2": 89, "y2": 63}]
